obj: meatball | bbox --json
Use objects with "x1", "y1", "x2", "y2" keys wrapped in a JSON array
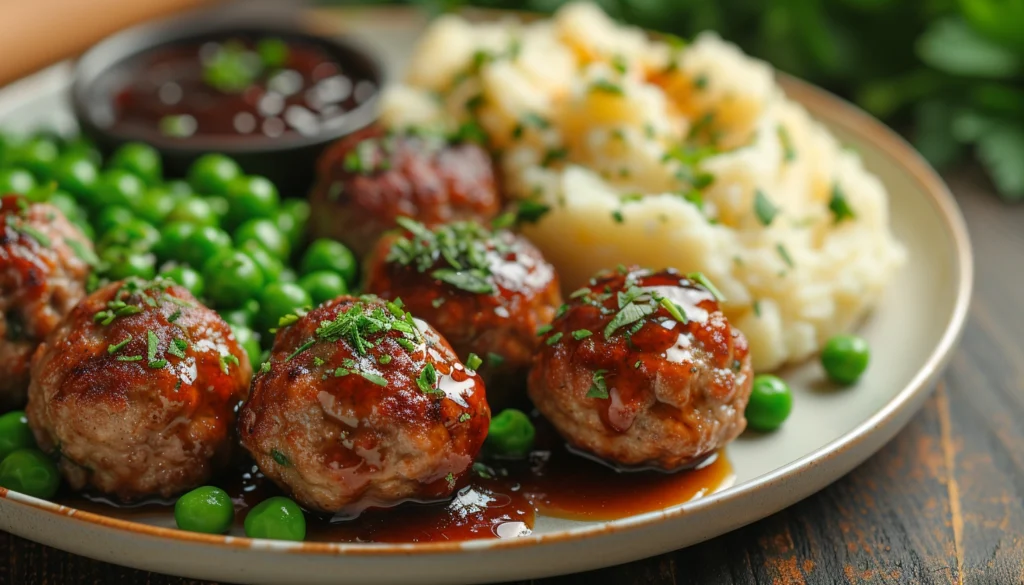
[
  {"x1": 308, "y1": 125, "x2": 501, "y2": 257},
  {"x1": 0, "y1": 195, "x2": 93, "y2": 408},
  {"x1": 363, "y1": 219, "x2": 561, "y2": 409},
  {"x1": 238, "y1": 295, "x2": 490, "y2": 514},
  {"x1": 528, "y1": 267, "x2": 752, "y2": 470},
  {"x1": 26, "y1": 278, "x2": 252, "y2": 501}
]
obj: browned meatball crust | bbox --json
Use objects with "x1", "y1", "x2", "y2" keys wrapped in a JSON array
[
  {"x1": 26, "y1": 278, "x2": 252, "y2": 501},
  {"x1": 0, "y1": 195, "x2": 93, "y2": 408},
  {"x1": 528, "y1": 267, "x2": 752, "y2": 470},
  {"x1": 238, "y1": 295, "x2": 490, "y2": 515},
  {"x1": 363, "y1": 219, "x2": 561, "y2": 408},
  {"x1": 308, "y1": 125, "x2": 501, "y2": 257}
]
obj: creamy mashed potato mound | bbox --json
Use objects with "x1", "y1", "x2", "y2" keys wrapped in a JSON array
[{"x1": 380, "y1": 2, "x2": 906, "y2": 371}]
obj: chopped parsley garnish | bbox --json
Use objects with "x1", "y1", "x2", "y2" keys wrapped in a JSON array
[
  {"x1": 694, "y1": 74, "x2": 708, "y2": 90},
  {"x1": 271, "y1": 449, "x2": 290, "y2": 467},
  {"x1": 168, "y1": 338, "x2": 188, "y2": 359},
  {"x1": 168, "y1": 310, "x2": 182, "y2": 323},
  {"x1": 431, "y1": 297, "x2": 446, "y2": 309},
  {"x1": 10, "y1": 221, "x2": 51, "y2": 247},
  {"x1": 634, "y1": 360, "x2": 642, "y2": 369},
  {"x1": 829, "y1": 183, "x2": 856, "y2": 223},
  {"x1": 512, "y1": 113, "x2": 551, "y2": 139},
  {"x1": 586, "y1": 370, "x2": 610, "y2": 399},
  {"x1": 572, "y1": 329, "x2": 593, "y2": 340},
  {"x1": 753, "y1": 300, "x2": 762, "y2": 317},
  {"x1": 487, "y1": 352, "x2": 505, "y2": 367},
  {"x1": 659, "y1": 298, "x2": 688, "y2": 323},
  {"x1": 776, "y1": 243, "x2": 794, "y2": 268},
  {"x1": 491, "y1": 212, "x2": 516, "y2": 230},
  {"x1": 416, "y1": 363, "x2": 440, "y2": 394},
  {"x1": 777, "y1": 125, "x2": 796, "y2": 162},
  {"x1": 386, "y1": 218, "x2": 499, "y2": 295},
  {"x1": 754, "y1": 190, "x2": 779, "y2": 226},
  {"x1": 452, "y1": 120, "x2": 487, "y2": 145},
  {"x1": 66, "y1": 239, "x2": 99, "y2": 267},
  {"x1": 107, "y1": 334, "x2": 132, "y2": 355},
  {"x1": 536, "y1": 324, "x2": 553, "y2": 336},
  {"x1": 590, "y1": 79, "x2": 624, "y2": 95},
  {"x1": 555, "y1": 304, "x2": 569, "y2": 319},
  {"x1": 445, "y1": 472, "x2": 456, "y2": 490},
  {"x1": 378, "y1": 354, "x2": 392, "y2": 365},
  {"x1": 611, "y1": 210, "x2": 624, "y2": 223},
  {"x1": 458, "y1": 412, "x2": 471, "y2": 423},
  {"x1": 686, "y1": 272, "x2": 725, "y2": 301},
  {"x1": 541, "y1": 147, "x2": 569, "y2": 167},
  {"x1": 516, "y1": 200, "x2": 550, "y2": 224},
  {"x1": 146, "y1": 330, "x2": 161, "y2": 367},
  {"x1": 687, "y1": 112, "x2": 715, "y2": 141},
  {"x1": 604, "y1": 293, "x2": 657, "y2": 338},
  {"x1": 545, "y1": 332, "x2": 563, "y2": 346},
  {"x1": 115, "y1": 355, "x2": 143, "y2": 362},
  {"x1": 285, "y1": 339, "x2": 316, "y2": 362},
  {"x1": 219, "y1": 354, "x2": 240, "y2": 374},
  {"x1": 313, "y1": 356, "x2": 325, "y2": 367},
  {"x1": 359, "y1": 371, "x2": 388, "y2": 386},
  {"x1": 465, "y1": 353, "x2": 483, "y2": 370},
  {"x1": 259, "y1": 361, "x2": 271, "y2": 374}
]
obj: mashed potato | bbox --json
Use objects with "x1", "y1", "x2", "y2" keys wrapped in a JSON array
[{"x1": 380, "y1": 2, "x2": 906, "y2": 371}]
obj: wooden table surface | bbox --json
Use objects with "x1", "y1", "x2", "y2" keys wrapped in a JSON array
[{"x1": 0, "y1": 165, "x2": 1018, "y2": 584}]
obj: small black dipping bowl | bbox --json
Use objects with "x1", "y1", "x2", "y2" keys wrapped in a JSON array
[{"x1": 71, "y1": 9, "x2": 383, "y2": 195}]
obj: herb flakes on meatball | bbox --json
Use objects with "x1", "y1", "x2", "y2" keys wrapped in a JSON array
[
  {"x1": 238, "y1": 295, "x2": 490, "y2": 515},
  {"x1": 528, "y1": 267, "x2": 752, "y2": 471}
]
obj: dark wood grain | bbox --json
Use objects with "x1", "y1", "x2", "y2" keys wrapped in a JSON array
[{"x1": 0, "y1": 166, "x2": 1019, "y2": 585}]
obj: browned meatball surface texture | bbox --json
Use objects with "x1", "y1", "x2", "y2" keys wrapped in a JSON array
[
  {"x1": 308, "y1": 125, "x2": 501, "y2": 257},
  {"x1": 0, "y1": 195, "x2": 93, "y2": 408},
  {"x1": 238, "y1": 295, "x2": 490, "y2": 515},
  {"x1": 26, "y1": 278, "x2": 252, "y2": 501},
  {"x1": 528, "y1": 267, "x2": 752, "y2": 470},
  {"x1": 363, "y1": 219, "x2": 561, "y2": 408}
]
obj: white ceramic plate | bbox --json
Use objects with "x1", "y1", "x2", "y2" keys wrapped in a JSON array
[{"x1": 0, "y1": 7, "x2": 971, "y2": 585}]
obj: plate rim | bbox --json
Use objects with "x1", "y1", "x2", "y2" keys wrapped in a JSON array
[{"x1": 0, "y1": 14, "x2": 973, "y2": 561}]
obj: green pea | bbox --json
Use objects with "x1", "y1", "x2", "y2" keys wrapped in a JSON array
[
  {"x1": 109, "y1": 142, "x2": 162, "y2": 185},
  {"x1": 821, "y1": 334, "x2": 870, "y2": 385},
  {"x1": 244, "y1": 496, "x2": 305, "y2": 541},
  {"x1": 278, "y1": 268, "x2": 297, "y2": 284},
  {"x1": 95, "y1": 169, "x2": 146, "y2": 210},
  {"x1": 165, "y1": 180, "x2": 193, "y2": 197},
  {"x1": 239, "y1": 240, "x2": 285, "y2": 284},
  {"x1": 230, "y1": 324, "x2": 261, "y2": 367},
  {"x1": 221, "y1": 298, "x2": 260, "y2": 329},
  {"x1": 298, "y1": 271, "x2": 348, "y2": 306},
  {"x1": 187, "y1": 153, "x2": 241, "y2": 196},
  {"x1": 52, "y1": 153, "x2": 99, "y2": 200},
  {"x1": 258, "y1": 282, "x2": 312, "y2": 331},
  {"x1": 100, "y1": 246, "x2": 157, "y2": 280},
  {"x1": 0, "y1": 449, "x2": 59, "y2": 499},
  {"x1": 257, "y1": 37, "x2": 289, "y2": 68},
  {"x1": 0, "y1": 411, "x2": 36, "y2": 462},
  {"x1": 95, "y1": 206, "x2": 136, "y2": 235},
  {"x1": 97, "y1": 218, "x2": 160, "y2": 253},
  {"x1": 203, "y1": 249, "x2": 265, "y2": 308},
  {"x1": 0, "y1": 168, "x2": 37, "y2": 195},
  {"x1": 159, "y1": 265, "x2": 205, "y2": 298},
  {"x1": 61, "y1": 138, "x2": 103, "y2": 166},
  {"x1": 165, "y1": 196, "x2": 219, "y2": 227},
  {"x1": 745, "y1": 374, "x2": 793, "y2": 432},
  {"x1": 300, "y1": 239, "x2": 358, "y2": 285},
  {"x1": 207, "y1": 195, "x2": 230, "y2": 221},
  {"x1": 174, "y1": 486, "x2": 234, "y2": 534},
  {"x1": 180, "y1": 225, "x2": 233, "y2": 268},
  {"x1": 224, "y1": 175, "x2": 279, "y2": 228},
  {"x1": 133, "y1": 187, "x2": 177, "y2": 225},
  {"x1": 485, "y1": 409, "x2": 535, "y2": 457},
  {"x1": 235, "y1": 218, "x2": 290, "y2": 259},
  {"x1": 276, "y1": 200, "x2": 310, "y2": 249},
  {"x1": 152, "y1": 221, "x2": 197, "y2": 263},
  {"x1": 12, "y1": 137, "x2": 60, "y2": 181}
]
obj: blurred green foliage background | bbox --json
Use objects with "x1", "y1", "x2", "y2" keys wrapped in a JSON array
[{"x1": 321, "y1": 0, "x2": 1024, "y2": 201}]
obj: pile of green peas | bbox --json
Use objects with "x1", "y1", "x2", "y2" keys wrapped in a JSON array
[
  {"x1": 0, "y1": 130, "x2": 360, "y2": 367},
  {"x1": 0, "y1": 411, "x2": 60, "y2": 499}
]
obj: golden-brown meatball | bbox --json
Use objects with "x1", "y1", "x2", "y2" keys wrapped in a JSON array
[
  {"x1": 26, "y1": 278, "x2": 252, "y2": 501},
  {"x1": 308, "y1": 125, "x2": 501, "y2": 257},
  {"x1": 363, "y1": 219, "x2": 561, "y2": 408},
  {"x1": 0, "y1": 195, "x2": 93, "y2": 408},
  {"x1": 238, "y1": 295, "x2": 490, "y2": 515},
  {"x1": 528, "y1": 267, "x2": 752, "y2": 470}
]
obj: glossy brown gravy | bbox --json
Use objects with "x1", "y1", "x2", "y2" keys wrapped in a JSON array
[{"x1": 56, "y1": 419, "x2": 733, "y2": 543}]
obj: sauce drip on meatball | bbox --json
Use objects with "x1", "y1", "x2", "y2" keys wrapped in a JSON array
[
  {"x1": 26, "y1": 278, "x2": 251, "y2": 501},
  {"x1": 308, "y1": 125, "x2": 501, "y2": 257},
  {"x1": 363, "y1": 218, "x2": 561, "y2": 409},
  {"x1": 528, "y1": 267, "x2": 752, "y2": 471},
  {"x1": 238, "y1": 295, "x2": 490, "y2": 515},
  {"x1": 0, "y1": 195, "x2": 93, "y2": 408}
]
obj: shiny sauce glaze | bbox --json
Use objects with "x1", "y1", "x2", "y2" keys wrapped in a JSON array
[
  {"x1": 99, "y1": 36, "x2": 377, "y2": 142},
  {"x1": 56, "y1": 414, "x2": 733, "y2": 542}
]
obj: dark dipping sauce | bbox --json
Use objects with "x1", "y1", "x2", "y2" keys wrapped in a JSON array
[
  {"x1": 54, "y1": 415, "x2": 733, "y2": 544},
  {"x1": 97, "y1": 36, "x2": 378, "y2": 143}
]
